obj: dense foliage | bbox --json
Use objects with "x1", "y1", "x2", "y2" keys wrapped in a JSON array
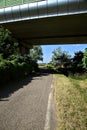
[
  {"x1": 52, "y1": 47, "x2": 71, "y2": 69},
  {"x1": 51, "y1": 47, "x2": 87, "y2": 75},
  {"x1": 0, "y1": 27, "x2": 19, "y2": 59},
  {"x1": 30, "y1": 45, "x2": 43, "y2": 62},
  {"x1": 72, "y1": 51, "x2": 84, "y2": 73},
  {"x1": 0, "y1": 27, "x2": 42, "y2": 86},
  {"x1": 82, "y1": 48, "x2": 87, "y2": 70}
]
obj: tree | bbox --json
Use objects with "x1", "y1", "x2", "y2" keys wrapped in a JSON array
[
  {"x1": 29, "y1": 46, "x2": 43, "y2": 62},
  {"x1": 52, "y1": 47, "x2": 71, "y2": 69},
  {"x1": 82, "y1": 48, "x2": 87, "y2": 70},
  {"x1": 0, "y1": 27, "x2": 19, "y2": 59},
  {"x1": 72, "y1": 51, "x2": 83, "y2": 72}
]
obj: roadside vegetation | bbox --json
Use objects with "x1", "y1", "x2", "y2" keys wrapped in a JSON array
[
  {"x1": 54, "y1": 74, "x2": 87, "y2": 130},
  {"x1": 50, "y1": 47, "x2": 87, "y2": 130},
  {"x1": 48, "y1": 47, "x2": 87, "y2": 75},
  {"x1": 45, "y1": 46, "x2": 87, "y2": 130},
  {"x1": 0, "y1": 27, "x2": 43, "y2": 87}
]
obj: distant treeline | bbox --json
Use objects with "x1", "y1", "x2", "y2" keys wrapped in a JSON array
[{"x1": 47, "y1": 47, "x2": 87, "y2": 76}]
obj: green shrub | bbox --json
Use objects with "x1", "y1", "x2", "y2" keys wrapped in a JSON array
[
  {"x1": 0, "y1": 60, "x2": 12, "y2": 84},
  {"x1": 0, "y1": 59, "x2": 38, "y2": 87}
]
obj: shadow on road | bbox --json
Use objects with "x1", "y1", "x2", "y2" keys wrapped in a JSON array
[
  {"x1": 0, "y1": 68, "x2": 52, "y2": 100},
  {"x1": 0, "y1": 76, "x2": 32, "y2": 100}
]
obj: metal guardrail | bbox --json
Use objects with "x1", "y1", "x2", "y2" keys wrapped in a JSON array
[
  {"x1": 0, "y1": 0, "x2": 43, "y2": 8},
  {"x1": 0, "y1": 0, "x2": 87, "y2": 24}
]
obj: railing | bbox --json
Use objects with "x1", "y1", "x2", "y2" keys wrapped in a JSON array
[{"x1": 0, "y1": 0, "x2": 42, "y2": 8}]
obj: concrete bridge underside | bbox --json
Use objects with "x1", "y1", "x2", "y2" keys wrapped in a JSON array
[
  {"x1": 2, "y1": 13, "x2": 87, "y2": 45},
  {"x1": 0, "y1": 0, "x2": 87, "y2": 46}
]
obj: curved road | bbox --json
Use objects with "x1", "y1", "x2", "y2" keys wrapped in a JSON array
[{"x1": 0, "y1": 73, "x2": 57, "y2": 130}]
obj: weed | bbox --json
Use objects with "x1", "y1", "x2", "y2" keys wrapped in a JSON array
[{"x1": 54, "y1": 74, "x2": 87, "y2": 130}]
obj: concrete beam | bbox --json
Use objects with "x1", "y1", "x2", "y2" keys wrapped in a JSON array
[{"x1": 2, "y1": 13, "x2": 87, "y2": 45}]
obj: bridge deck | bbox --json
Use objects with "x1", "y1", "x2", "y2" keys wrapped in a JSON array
[
  {"x1": 0, "y1": 0, "x2": 87, "y2": 24},
  {"x1": 0, "y1": 0, "x2": 87, "y2": 45}
]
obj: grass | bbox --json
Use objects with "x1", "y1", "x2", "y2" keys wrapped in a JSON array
[
  {"x1": 54, "y1": 74, "x2": 87, "y2": 130},
  {"x1": 0, "y1": 0, "x2": 39, "y2": 8}
]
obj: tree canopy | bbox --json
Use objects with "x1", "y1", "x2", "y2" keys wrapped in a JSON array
[
  {"x1": 29, "y1": 45, "x2": 43, "y2": 62},
  {"x1": 50, "y1": 47, "x2": 87, "y2": 75},
  {"x1": 82, "y1": 48, "x2": 87, "y2": 70},
  {"x1": 52, "y1": 47, "x2": 71, "y2": 68},
  {"x1": 73, "y1": 51, "x2": 83, "y2": 67},
  {"x1": 0, "y1": 27, "x2": 19, "y2": 59},
  {"x1": 0, "y1": 27, "x2": 43, "y2": 64}
]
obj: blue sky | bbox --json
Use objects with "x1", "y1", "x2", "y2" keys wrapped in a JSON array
[{"x1": 40, "y1": 44, "x2": 87, "y2": 63}]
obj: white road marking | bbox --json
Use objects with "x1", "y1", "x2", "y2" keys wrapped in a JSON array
[
  {"x1": 51, "y1": 84, "x2": 53, "y2": 89},
  {"x1": 44, "y1": 82, "x2": 53, "y2": 130},
  {"x1": 44, "y1": 92, "x2": 52, "y2": 130}
]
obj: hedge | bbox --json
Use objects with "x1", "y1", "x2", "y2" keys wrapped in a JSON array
[{"x1": 0, "y1": 59, "x2": 38, "y2": 86}]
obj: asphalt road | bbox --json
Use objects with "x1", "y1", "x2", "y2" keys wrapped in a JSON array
[{"x1": 0, "y1": 73, "x2": 57, "y2": 130}]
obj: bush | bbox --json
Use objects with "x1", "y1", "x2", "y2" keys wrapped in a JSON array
[
  {"x1": 0, "y1": 59, "x2": 38, "y2": 87},
  {"x1": 0, "y1": 60, "x2": 12, "y2": 84}
]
